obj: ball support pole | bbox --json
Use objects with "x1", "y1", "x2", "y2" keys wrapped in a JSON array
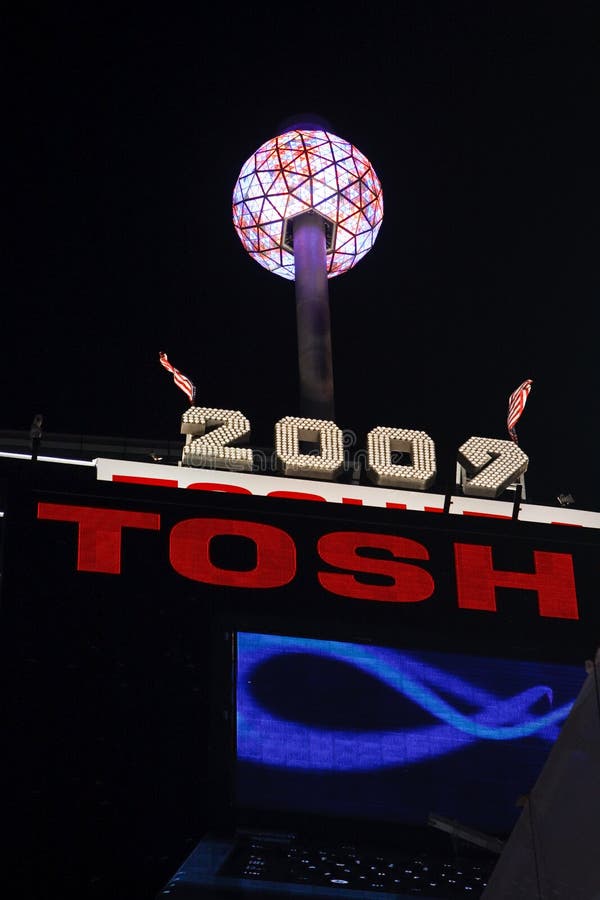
[{"x1": 293, "y1": 211, "x2": 335, "y2": 421}]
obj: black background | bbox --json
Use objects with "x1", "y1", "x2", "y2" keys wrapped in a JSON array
[{"x1": 4, "y1": 5, "x2": 600, "y2": 511}]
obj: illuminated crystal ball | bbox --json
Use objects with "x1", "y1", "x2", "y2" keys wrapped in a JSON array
[{"x1": 232, "y1": 129, "x2": 384, "y2": 280}]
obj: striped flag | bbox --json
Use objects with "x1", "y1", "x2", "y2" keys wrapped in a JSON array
[
  {"x1": 507, "y1": 379, "x2": 532, "y2": 444},
  {"x1": 159, "y1": 352, "x2": 196, "y2": 405}
]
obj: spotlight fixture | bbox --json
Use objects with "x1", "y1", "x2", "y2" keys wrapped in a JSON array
[
  {"x1": 30, "y1": 413, "x2": 43, "y2": 440},
  {"x1": 30, "y1": 413, "x2": 43, "y2": 462},
  {"x1": 557, "y1": 493, "x2": 575, "y2": 507}
]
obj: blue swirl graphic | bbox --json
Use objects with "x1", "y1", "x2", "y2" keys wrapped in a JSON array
[{"x1": 236, "y1": 633, "x2": 577, "y2": 772}]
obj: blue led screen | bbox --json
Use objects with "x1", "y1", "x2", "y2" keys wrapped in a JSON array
[{"x1": 235, "y1": 631, "x2": 586, "y2": 834}]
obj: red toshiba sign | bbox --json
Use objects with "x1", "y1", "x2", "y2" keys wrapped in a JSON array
[{"x1": 37, "y1": 502, "x2": 580, "y2": 620}]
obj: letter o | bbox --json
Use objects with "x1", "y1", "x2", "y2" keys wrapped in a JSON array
[{"x1": 169, "y1": 517, "x2": 297, "y2": 588}]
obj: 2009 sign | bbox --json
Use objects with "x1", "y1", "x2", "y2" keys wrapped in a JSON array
[{"x1": 179, "y1": 408, "x2": 529, "y2": 500}]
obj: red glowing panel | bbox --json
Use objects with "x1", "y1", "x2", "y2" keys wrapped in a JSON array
[{"x1": 232, "y1": 129, "x2": 384, "y2": 279}]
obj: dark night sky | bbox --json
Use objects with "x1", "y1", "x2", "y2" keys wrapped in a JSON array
[{"x1": 5, "y1": 6, "x2": 600, "y2": 510}]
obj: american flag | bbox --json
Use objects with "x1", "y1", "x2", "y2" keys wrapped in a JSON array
[
  {"x1": 507, "y1": 379, "x2": 532, "y2": 443},
  {"x1": 159, "y1": 352, "x2": 196, "y2": 405}
]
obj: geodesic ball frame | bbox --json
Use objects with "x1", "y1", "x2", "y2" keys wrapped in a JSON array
[{"x1": 232, "y1": 129, "x2": 383, "y2": 280}]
